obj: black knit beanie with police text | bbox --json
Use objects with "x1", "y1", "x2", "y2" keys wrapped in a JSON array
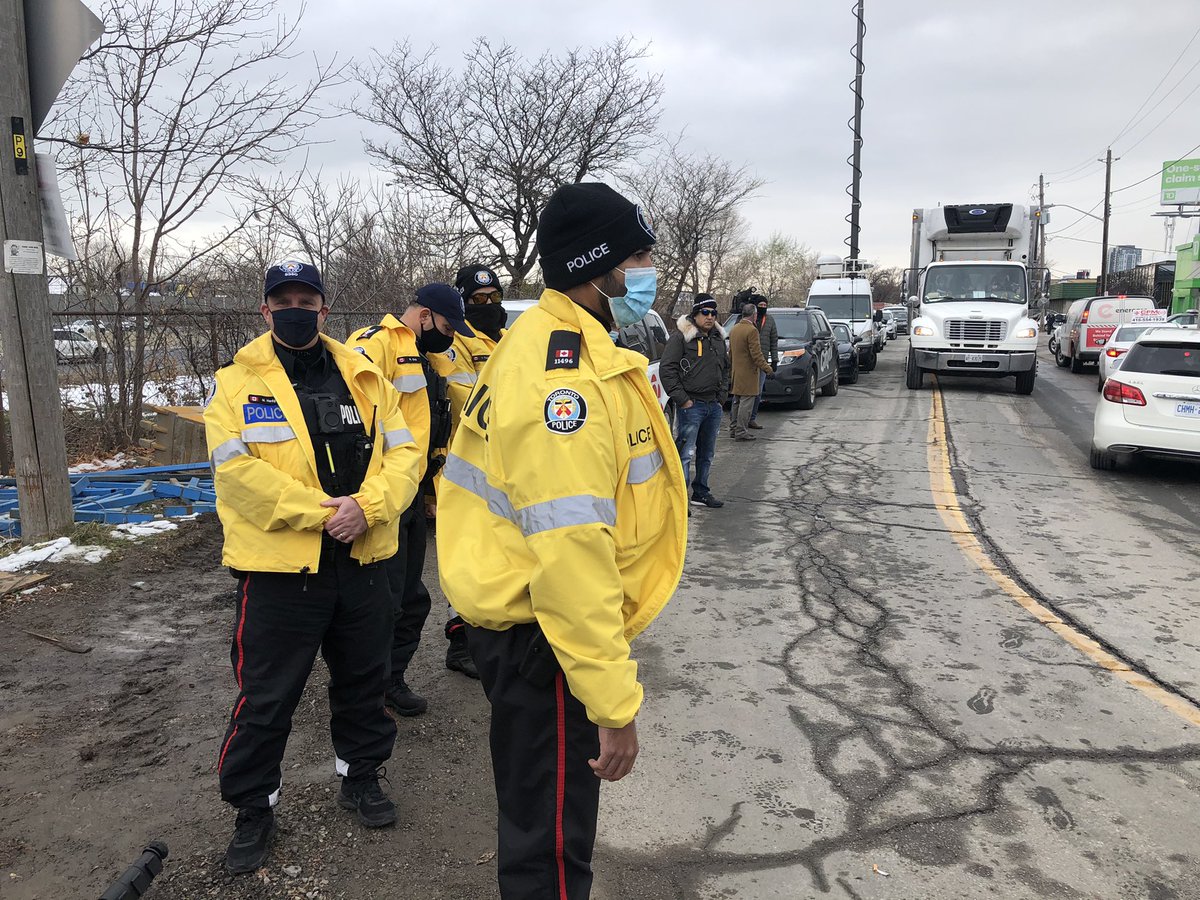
[{"x1": 536, "y1": 183, "x2": 656, "y2": 291}]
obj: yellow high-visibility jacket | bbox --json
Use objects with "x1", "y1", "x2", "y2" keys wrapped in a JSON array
[
  {"x1": 347, "y1": 314, "x2": 432, "y2": 479},
  {"x1": 436, "y1": 290, "x2": 687, "y2": 728},
  {"x1": 428, "y1": 330, "x2": 505, "y2": 485},
  {"x1": 204, "y1": 332, "x2": 421, "y2": 573}
]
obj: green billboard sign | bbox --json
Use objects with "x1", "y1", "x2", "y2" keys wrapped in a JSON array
[{"x1": 1161, "y1": 158, "x2": 1200, "y2": 205}]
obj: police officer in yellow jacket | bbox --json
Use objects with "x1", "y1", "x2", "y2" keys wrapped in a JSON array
[
  {"x1": 205, "y1": 261, "x2": 422, "y2": 875},
  {"x1": 348, "y1": 283, "x2": 474, "y2": 715},
  {"x1": 437, "y1": 184, "x2": 687, "y2": 899},
  {"x1": 426, "y1": 263, "x2": 509, "y2": 679}
]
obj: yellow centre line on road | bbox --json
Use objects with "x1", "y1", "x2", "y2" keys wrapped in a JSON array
[{"x1": 927, "y1": 381, "x2": 1200, "y2": 728}]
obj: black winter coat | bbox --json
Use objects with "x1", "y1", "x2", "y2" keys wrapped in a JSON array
[{"x1": 660, "y1": 314, "x2": 730, "y2": 406}]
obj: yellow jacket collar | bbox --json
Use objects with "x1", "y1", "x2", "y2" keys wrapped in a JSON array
[
  {"x1": 235, "y1": 331, "x2": 372, "y2": 383},
  {"x1": 537, "y1": 289, "x2": 641, "y2": 378}
]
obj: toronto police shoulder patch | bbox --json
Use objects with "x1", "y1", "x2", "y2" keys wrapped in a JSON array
[
  {"x1": 544, "y1": 388, "x2": 587, "y2": 434},
  {"x1": 357, "y1": 325, "x2": 382, "y2": 341}
]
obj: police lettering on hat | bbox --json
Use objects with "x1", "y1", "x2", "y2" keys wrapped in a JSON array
[{"x1": 536, "y1": 183, "x2": 656, "y2": 292}]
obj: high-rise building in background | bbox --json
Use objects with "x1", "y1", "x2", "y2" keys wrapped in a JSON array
[{"x1": 1108, "y1": 245, "x2": 1142, "y2": 274}]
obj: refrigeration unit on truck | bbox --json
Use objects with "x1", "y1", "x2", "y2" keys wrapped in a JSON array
[
  {"x1": 807, "y1": 255, "x2": 882, "y2": 372},
  {"x1": 904, "y1": 203, "x2": 1040, "y2": 395}
]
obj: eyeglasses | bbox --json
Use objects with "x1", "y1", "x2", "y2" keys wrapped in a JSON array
[
  {"x1": 697, "y1": 309, "x2": 717, "y2": 317},
  {"x1": 471, "y1": 291, "x2": 501, "y2": 303}
]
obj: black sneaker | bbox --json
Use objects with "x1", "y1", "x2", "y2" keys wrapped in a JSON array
[
  {"x1": 445, "y1": 636, "x2": 480, "y2": 679},
  {"x1": 225, "y1": 806, "x2": 276, "y2": 875},
  {"x1": 338, "y1": 768, "x2": 397, "y2": 828},
  {"x1": 691, "y1": 492, "x2": 725, "y2": 508},
  {"x1": 385, "y1": 679, "x2": 428, "y2": 717}
]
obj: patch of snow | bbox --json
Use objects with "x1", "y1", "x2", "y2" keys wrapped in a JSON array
[
  {"x1": 110, "y1": 520, "x2": 178, "y2": 540},
  {"x1": 0, "y1": 537, "x2": 112, "y2": 572},
  {"x1": 70, "y1": 452, "x2": 133, "y2": 474}
]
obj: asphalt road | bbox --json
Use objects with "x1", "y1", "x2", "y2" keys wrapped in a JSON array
[{"x1": 593, "y1": 336, "x2": 1200, "y2": 899}]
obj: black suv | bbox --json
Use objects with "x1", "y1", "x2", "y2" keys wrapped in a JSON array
[{"x1": 723, "y1": 307, "x2": 840, "y2": 409}]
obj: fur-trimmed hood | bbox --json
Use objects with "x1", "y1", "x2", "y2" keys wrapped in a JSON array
[{"x1": 676, "y1": 313, "x2": 726, "y2": 342}]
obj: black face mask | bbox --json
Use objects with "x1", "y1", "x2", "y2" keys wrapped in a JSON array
[
  {"x1": 417, "y1": 317, "x2": 455, "y2": 354},
  {"x1": 465, "y1": 302, "x2": 506, "y2": 337},
  {"x1": 270, "y1": 307, "x2": 321, "y2": 348}
]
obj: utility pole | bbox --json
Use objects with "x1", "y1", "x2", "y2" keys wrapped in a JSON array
[
  {"x1": 1098, "y1": 148, "x2": 1115, "y2": 296},
  {"x1": 0, "y1": 0, "x2": 74, "y2": 538},
  {"x1": 1038, "y1": 174, "x2": 1047, "y2": 290},
  {"x1": 845, "y1": 0, "x2": 866, "y2": 268}
]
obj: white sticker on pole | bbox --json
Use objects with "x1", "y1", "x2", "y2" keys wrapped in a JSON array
[
  {"x1": 35, "y1": 154, "x2": 77, "y2": 261},
  {"x1": 3, "y1": 241, "x2": 45, "y2": 275}
]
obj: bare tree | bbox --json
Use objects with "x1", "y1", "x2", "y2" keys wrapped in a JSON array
[
  {"x1": 626, "y1": 138, "x2": 763, "y2": 316},
  {"x1": 356, "y1": 38, "x2": 664, "y2": 289},
  {"x1": 716, "y1": 234, "x2": 818, "y2": 307},
  {"x1": 44, "y1": 0, "x2": 338, "y2": 442},
  {"x1": 868, "y1": 266, "x2": 904, "y2": 307}
]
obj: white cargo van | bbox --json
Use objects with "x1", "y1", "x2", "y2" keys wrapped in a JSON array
[{"x1": 1055, "y1": 295, "x2": 1157, "y2": 374}]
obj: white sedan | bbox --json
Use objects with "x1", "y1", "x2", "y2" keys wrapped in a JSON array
[
  {"x1": 1095, "y1": 323, "x2": 1180, "y2": 391},
  {"x1": 1091, "y1": 328, "x2": 1200, "y2": 470}
]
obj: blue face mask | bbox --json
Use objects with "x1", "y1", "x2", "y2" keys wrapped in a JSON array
[{"x1": 595, "y1": 266, "x2": 657, "y2": 328}]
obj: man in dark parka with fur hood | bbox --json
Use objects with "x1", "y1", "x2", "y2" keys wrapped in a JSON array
[{"x1": 660, "y1": 294, "x2": 729, "y2": 509}]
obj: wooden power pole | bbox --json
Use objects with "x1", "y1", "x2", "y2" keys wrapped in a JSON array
[
  {"x1": 0, "y1": 0, "x2": 74, "y2": 538},
  {"x1": 1099, "y1": 148, "x2": 1115, "y2": 296}
]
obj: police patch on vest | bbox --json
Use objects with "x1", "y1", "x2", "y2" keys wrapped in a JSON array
[
  {"x1": 472, "y1": 354, "x2": 490, "y2": 363},
  {"x1": 244, "y1": 403, "x2": 287, "y2": 424},
  {"x1": 357, "y1": 325, "x2": 382, "y2": 340},
  {"x1": 396, "y1": 355, "x2": 422, "y2": 365},
  {"x1": 247, "y1": 394, "x2": 277, "y2": 405},
  {"x1": 445, "y1": 347, "x2": 457, "y2": 362},
  {"x1": 544, "y1": 389, "x2": 587, "y2": 434},
  {"x1": 545, "y1": 330, "x2": 581, "y2": 370}
]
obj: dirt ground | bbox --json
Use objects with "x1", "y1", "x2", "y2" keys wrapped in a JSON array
[{"x1": 0, "y1": 516, "x2": 502, "y2": 899}]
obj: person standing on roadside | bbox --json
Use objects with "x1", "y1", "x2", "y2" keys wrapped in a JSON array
[
  {"x1": 729, "y1": 301, "x2": 774, "y2": 441},
  {"x1": 437, "y1": 182, "x2": 687, "y2": 899},
  {"x1": 348, "y1": 284, "x2": 475, "y2": 716},
  {"x1": 205, "y1": 260, "x2": 422, "y2": 875},
  {"x1": 425, "y1": 263, "x2": 510, "y2": 680},
  {"x1": 660, "y1": 293, "x2": 728, "y2": 509},
  {"x1": 748, "y1": 294, "x2": 778, "y2": 430}
]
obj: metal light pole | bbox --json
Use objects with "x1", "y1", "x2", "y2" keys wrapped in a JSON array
[
  {"x1": 1099, "y1": 148, "x2": 1115, "y2": 295},
  {"x1": 845, "y1": 0, "x2": 866, "y2": 268}
]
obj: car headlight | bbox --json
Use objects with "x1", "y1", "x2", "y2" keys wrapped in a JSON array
[
  {"x1": 1015, "y1": 327, "x2": 1037, "y2": 339},
  {"x1": 777, "y1": 349, "x2": 805, "y2": 367},
  {"x1": 913, "y1": 325, "x2": 934, "y2": 336}
]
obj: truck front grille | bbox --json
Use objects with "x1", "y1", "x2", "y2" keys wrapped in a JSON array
[{"x1": 945, "y1": 319, "x2": 1006, "y2": 346}]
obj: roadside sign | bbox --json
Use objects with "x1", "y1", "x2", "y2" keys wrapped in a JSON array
[
  {"x1": 1161, "y1": 158, "x2": 1200, "y2": 205},
  {"x1": 35, "y1": 153, "x2": 75, "y2": 260},
  {"x1": 24, "y1": 0, "x2": 104, "y2": 134}
]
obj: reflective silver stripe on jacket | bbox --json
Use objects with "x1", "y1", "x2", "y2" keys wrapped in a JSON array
[
  {"x1": 241, "y1": 425, "x2": 297, "y2": 444},
  {"x1": 443, "y1": 454, "x2": 616, "y2": 537},
  {"x1": 383, "y1": 428, "x2": 415, "y2": 451},
  {"x1": 211, "y1": 437, "x2": 250, "y2": 468},
  {"x1": 393, "y1": 373, "x2": 427, "y2": 393},
  {"x1": 627, "y1": 450, "x2": 664, "y2": 485},
  {"x1": 446, "y1": 371, "x2": 477, "y2": 386}
]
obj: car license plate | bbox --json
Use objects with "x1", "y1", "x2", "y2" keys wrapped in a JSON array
[
  {"x1": 964, "y1": 354, "x2": 984, "y2": 363},
  {"x1": 1174, "y1": 402, "x2": 1200, "y2": 418}
]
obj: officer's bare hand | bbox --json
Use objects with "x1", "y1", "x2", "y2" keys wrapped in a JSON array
[
  {"x1": 589, "y1": 721, "x2": 638, "y2": 782},
  {"x1": 681, "y1": 400, "x2": 694, "y2": 410},
  {"x1": 321, "y1": 496, "x2": 368, "y2": 543}
]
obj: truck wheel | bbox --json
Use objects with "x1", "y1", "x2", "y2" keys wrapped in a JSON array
[
  {"x1": 862, "y1": 349, "x2": 877, "y2": 372},
  {"x1": 905, "y1": 349, "x2": 924, "y2": 389},
  {"x1": 1054, "y1": 342, "x2": 1069, "y2": 368},
  {"x1": 821, "y1": 370, "x2": 839, "y2": 397},
  {"x1": 1047, "y1": 336, "x2": 1058, "y2": 356},
  {"x1": 1069, "y1": 345, "x2": 1085, "y2": 374},
  {"x1": 847, "y1": 362, "x2": 859, "y2": 384},
  {"x1": 1014, "y1": 368, "x2": 1036, "y2": 395},
  {"x1": 797, "y1": 369, "x2": 817, "y2": 410},
  {"x1": 1089, "y1": 445, "x2": 1118, "y2": 471}
]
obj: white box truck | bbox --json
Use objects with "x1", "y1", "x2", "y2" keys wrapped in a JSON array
[{"x1": 904, "y1": 203, "x2": 1040, "y2": 394}]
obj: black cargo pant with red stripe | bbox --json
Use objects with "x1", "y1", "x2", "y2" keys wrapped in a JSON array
[
  {"x1": 218, "y1": 541, "x2": 396, "y2": 809},
  {"x1": 467, "y1": 622, "x2": 601, "y2": 900}
]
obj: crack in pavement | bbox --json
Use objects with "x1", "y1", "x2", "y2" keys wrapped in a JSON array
[{"x1": 599, "y1": 401, "x2": 1200, "y2": 897}]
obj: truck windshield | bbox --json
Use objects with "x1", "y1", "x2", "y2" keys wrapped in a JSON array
[
  {"x1": 922, "y1": 265, "x2": 1026, "y2": 304},
  {"x1": 808, "y1": 294, "x2": 871, "y2": 320}
]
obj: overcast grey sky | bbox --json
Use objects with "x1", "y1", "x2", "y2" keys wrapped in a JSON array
[{"x1": 271, "y1": 0, "x2": 1199, "y2": 277}]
